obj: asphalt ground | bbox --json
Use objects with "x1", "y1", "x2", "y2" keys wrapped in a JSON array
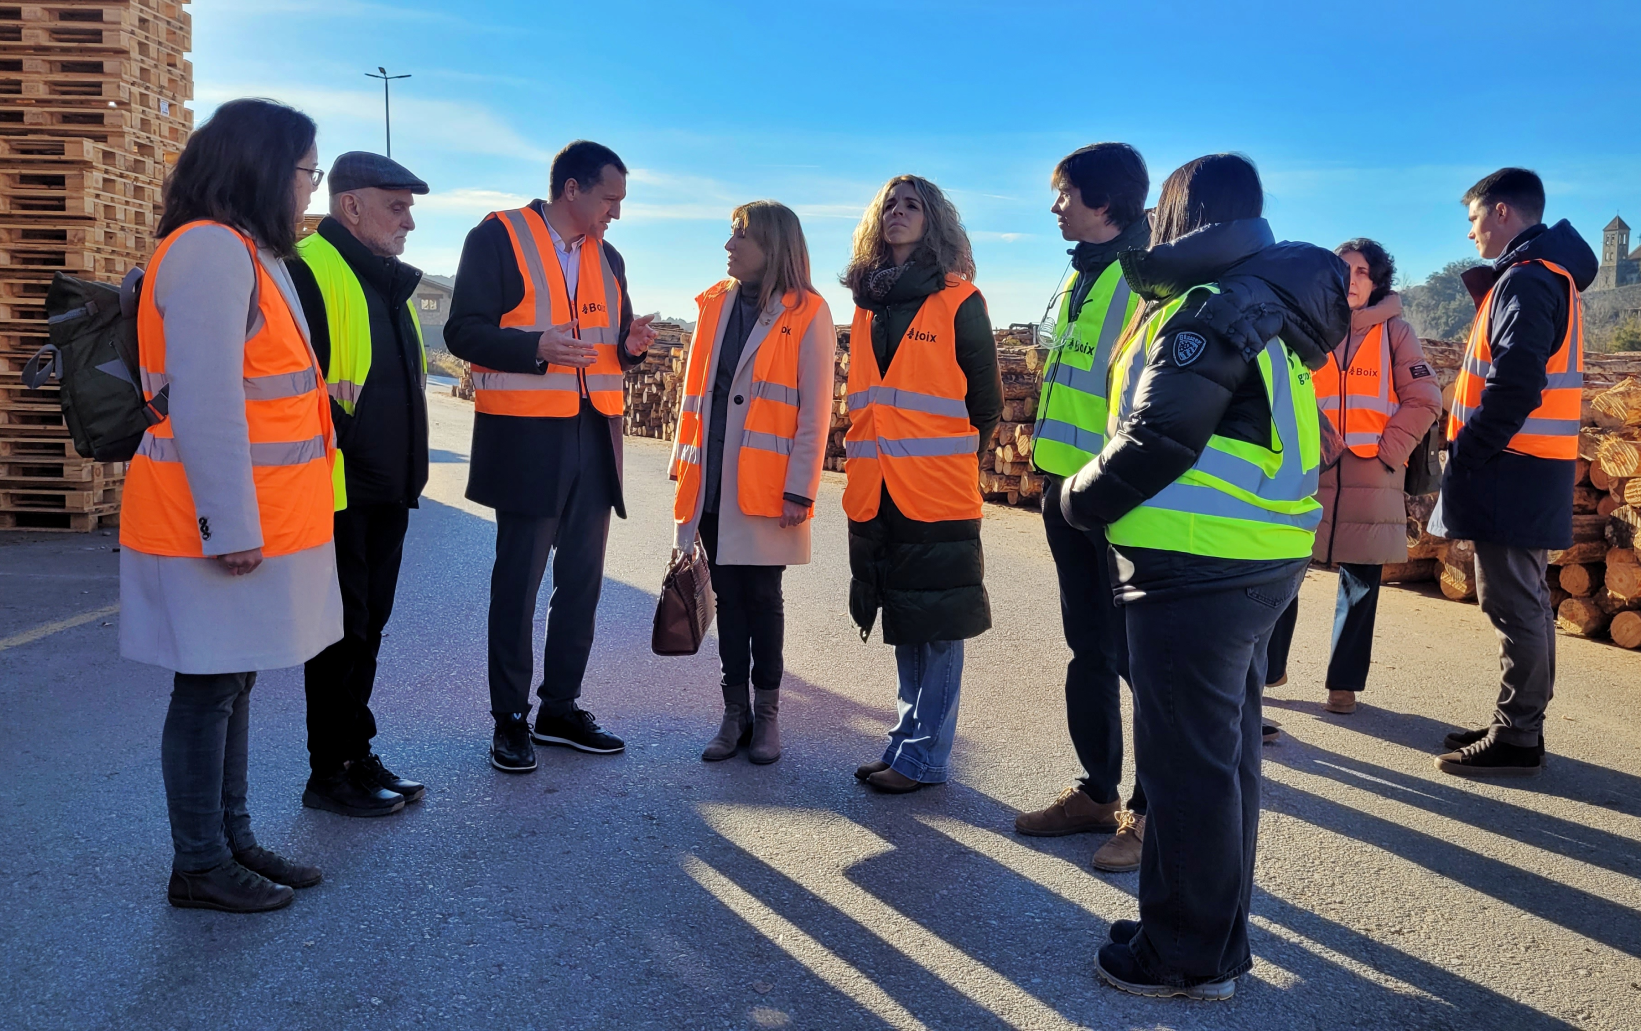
[{"x1": 2, "y1": 387, "x2": 1639, "y2": 1031}]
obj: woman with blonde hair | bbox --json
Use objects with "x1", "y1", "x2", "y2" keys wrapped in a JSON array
[
  {"x1": 841, "y1": 175, "x2": 1001, "y2": 793},
  {"x1": 672, "y1": 201, "x2": 837, "y2": 764}
]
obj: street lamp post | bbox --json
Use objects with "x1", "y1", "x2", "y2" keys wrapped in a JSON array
[{"x1": 365, "y1": 66, "x2": 411, "y2": 158}]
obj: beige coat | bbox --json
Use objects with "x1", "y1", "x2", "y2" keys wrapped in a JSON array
[
  {"x1": 671, "y1": 285, "x2": 837, "y2": 566},
  {"x1": 1312, "y1": 293, "x2": 1443, "y2": 566}
]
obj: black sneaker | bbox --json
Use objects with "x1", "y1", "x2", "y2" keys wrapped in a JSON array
[
  {"x1": 1262, "y1": 724, "x2": 1281, "y2": 744},
  {"x1": 302, "y1": 766, "x2": 406, "y2": 817},
  {"x1": 1095, "y1": 941, "x2": 1235, "y2": 1001},
  {"x1": 1108, "y1": 919, "x2": 1140, "y2": 946},
  {"x1": 491, "y1": 713, "x2": 537, "y2": 773},
  {"x1": 531, "y1": 707, "x2": 624, "y2": 754},
  {"x1": 168, "y1": 860, "x2": 294, "y2": 913},
  {"x1": 354, "y1": 753, "x2": 425, "y2": 803},
  {"x1": 1443, "y1": 726, "x2": 1491, "y2": 751},
  {"x1": 1434, "y1": 733, "x2": 1544, "y2": 778},
  {"x1": 233, "y1": 845, "x2": 322, "y2": 889}
]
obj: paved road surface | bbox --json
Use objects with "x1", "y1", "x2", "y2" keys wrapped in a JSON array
[{"x1": 2, "y1": 388, "x2": 1639, "y2": 1031}]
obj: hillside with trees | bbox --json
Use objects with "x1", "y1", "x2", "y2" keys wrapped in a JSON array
[{"x1": 1400, "y1": 258, "x2": 1485, "y2": 341}]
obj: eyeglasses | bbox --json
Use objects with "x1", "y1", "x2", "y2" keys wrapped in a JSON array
[{"x1": 296, "y1": 166, "x2": 324, "y2": 188}]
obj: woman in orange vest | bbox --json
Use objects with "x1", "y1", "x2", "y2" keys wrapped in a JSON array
[
  {"x1": 1263, "y1": 239, "x2": 1441, "y2": 716},
  {"x1": 841, "y1": 176, "x2": 1002, "y2": 794},
  {"x1": 120, "y1": 99, "x2": 341, "y2": 913},
  {"x1": 671, "y1": 202, "x2": 837, "y2": 765}
]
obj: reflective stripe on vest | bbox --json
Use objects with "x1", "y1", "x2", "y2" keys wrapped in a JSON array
[
  {"x1": 470, "y1": 207, "x2": 626, "y2": 417},
  {"x1": 671, "y1": 281, "x2": 822, "y2": 522},
  {"x1": 1448, "y1": 259, "x2": 1585, "y2": 460},
  {"x1": 842, "y1": 277, "x2": 983, "y2": 523},
  {"x1": 121, "y1": 221, "x2": 336, "y2": 559},
  {"x1": 294, "y1": 230, "x2": 429, "y2": 511},
  {"x1": 1032, "y1": 262, "x2": 1139, "y2": 475},
  {"x1": 1103, "y1": 284, "x2": 1322, "y2": 561},
  {"x1": 1313, "y1": 322, "x2": 1399, "y2": 459}
]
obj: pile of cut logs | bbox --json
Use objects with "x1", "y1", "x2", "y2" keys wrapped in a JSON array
[
  {"x1": 622, "y1": 321, "x2": 689, "y2": 442},
  {"x1": 1400, "y1": 342, "x2": 1641, "y2": 650}
]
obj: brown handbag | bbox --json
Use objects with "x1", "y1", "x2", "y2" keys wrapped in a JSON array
[{"x1": 651, "y1": 542, "x2": 716, "y2": 656}]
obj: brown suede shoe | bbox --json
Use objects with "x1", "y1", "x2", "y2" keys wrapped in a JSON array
[
  {"x1": 1323, "y1": 690, "x2": 1358, "y2": 714},
  {"x1": 865, "y1": 768, "x2": 927, "y2": 794},
  {"x1": 748, "y1": 688, "x2": 781, "y2": 764},
  {"x1": 1014, "y1": 786, "x2": 1121, "y2": 837},
  {"x1": 1092, "y1": 811, "x2": 1144, "y2": 873},
  {"x1": 854, "y1": 760, "x2": 890, "y2": 782}
]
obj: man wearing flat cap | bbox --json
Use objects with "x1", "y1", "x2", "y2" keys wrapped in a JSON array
[{"x1": 286, "y1": 151, "x2": 433, "y2": 817}]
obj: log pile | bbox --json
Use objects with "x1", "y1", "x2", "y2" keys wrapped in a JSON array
[
  {"x1": 622, "y1": 320, "x2": 688, "y2": 441},
  {"x1": 0, "y1": 1, "x2": 192, "y2": 531},
  {"x1": 1404, "y1": 339, "x2": 1641, "y2": 650}
]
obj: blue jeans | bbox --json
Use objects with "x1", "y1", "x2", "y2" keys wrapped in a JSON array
[
  {"x1": 161, "y1": 672, "x2": 259, "y2": 873},
  {"x1": 1264, "y1": 563, "x2": 1382, "y2": 691},
  {"x1": 883, "y1": 641, "x2": 964, "y2": 783}
]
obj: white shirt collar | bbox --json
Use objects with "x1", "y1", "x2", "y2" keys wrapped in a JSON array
[{"x1": 544, "y1": 217, "x2": 584, "y2": 255}]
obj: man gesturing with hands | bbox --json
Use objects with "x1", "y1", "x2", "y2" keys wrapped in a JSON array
[{"x1": 447, "y1": 140, "x2": 656, "y2": 773}]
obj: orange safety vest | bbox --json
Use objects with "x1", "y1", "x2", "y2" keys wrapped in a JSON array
[
  {"x1": 673, "y1": 281, "x2": 822, "y2": 522},
  {"x1": 842, "y1": 276, "x2": 983, "y2": 523},
  {"x1": 1448, "y1": 259, "x2": 1584, "y2": 461},
  {"x1": 469, "y1": 206, "x2": 626, "y2": 418},
  {"x1": 1313, "y1": 322, "x2": 1399, "y2": 459},
  {"x1": 121, "y1": 221, "x2": 336, "y2": 558}
]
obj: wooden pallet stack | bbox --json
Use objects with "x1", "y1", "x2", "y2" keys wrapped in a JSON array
[
  {"x1": 1400, "y1": 341, "x2": 1641, "y2": 651},
  {"x1": 0, "y1": 0, "x2": 191, "y2": 530}
]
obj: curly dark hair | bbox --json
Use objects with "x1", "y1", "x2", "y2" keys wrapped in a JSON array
[{"x1": 1335, "y1": 238, "x2": 1396, "y2": 306}]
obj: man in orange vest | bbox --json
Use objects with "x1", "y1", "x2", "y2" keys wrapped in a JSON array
[
  {"x1": 1431, "y1": 168, "x2": 1597, "y2": 778},
  {"x1": 446, "y1": 140, "x2": 657, "y2": 773}
]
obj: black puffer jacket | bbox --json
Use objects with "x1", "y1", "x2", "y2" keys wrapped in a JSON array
[
  {"x1": 1064, "y1": 219, "x2": 1350, "y2": 594},
  {"x1": 1432, "y1": 220, "x2": 1597, "y2": 550},
  {"x1": 847, "y1": 263, "x2": 1003, "y2": 645}
]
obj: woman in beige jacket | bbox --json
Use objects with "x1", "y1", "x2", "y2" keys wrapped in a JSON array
[
  {"x1": 671, "y1": 201, "x2": 837, "y2": 764},
  {"x1": 1265, "y1": 238, "x2": 1442, "y2": 715}
]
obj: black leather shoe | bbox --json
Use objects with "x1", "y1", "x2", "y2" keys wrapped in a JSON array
[
  {"x1": 168, "y1": 860, "x2": 294, "y2": 913},
  {"x1": 531, "y1": 707, "x2": 624, "y2": 754},
  {"x1": 233, "y1": 845, "x2": 322, "y2": 889},
  {"x1": 492, "y1": 712, "x2": 537, "y2": 773},
  {"x1": 354, "y1": 753, "x2": 425, "y2": 803},
  {"x1": 302, "y1": 767, "x2": 406, "y2": 817}
]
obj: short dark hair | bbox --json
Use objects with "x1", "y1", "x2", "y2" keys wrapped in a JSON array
[
  {"x1": 156, "y1": 97, "x2": 317, "y2": 257},
  {"x1": 1336, "y1": 237, "x2": 1397, "y2": 306},
  {"x1": 550, "y1": 140, "x2": 627, "y2": 201},
  {"x1": 1051, "y1": 142, "x2": 1149, "y2": 230},
  {"x1": 1462, "y1": 167, "x2": 1544, "y2": 224},
  {"x1": 1151, "y1": 153, "x2": 1263, "y2": 246}
]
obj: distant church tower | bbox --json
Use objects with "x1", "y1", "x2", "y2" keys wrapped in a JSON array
[{"x1": 1595, "y1": 215, "x2": 1639, "y2": 291}]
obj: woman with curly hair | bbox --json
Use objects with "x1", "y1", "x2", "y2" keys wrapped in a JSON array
[
  {"x1": 841, "y1": 175, "x2": 1002, "y2": 793},
  {"x1": 1263, "y1": 239, "x2": 1442, "y2": 715}
]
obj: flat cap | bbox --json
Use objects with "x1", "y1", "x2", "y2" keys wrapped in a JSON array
[{"x1": 328, "y1": 151, "x2": 429, "y2": 195}]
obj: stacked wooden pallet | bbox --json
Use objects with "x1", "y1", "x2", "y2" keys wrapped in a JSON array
[
  {"x1": 0, "y1": 0, "x2": 190, "y2": 530},
  {"x1": 1399, "y1": 340, "x2": 1641, "y2": 651}
]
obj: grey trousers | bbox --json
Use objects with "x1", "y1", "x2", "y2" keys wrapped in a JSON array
[{"x1": 1473, "y1": 542, "x2": 1555, "y2": 746}]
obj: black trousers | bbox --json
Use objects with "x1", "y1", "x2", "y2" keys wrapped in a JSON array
[
  {"x1": 304, "y1": 501, "x2": 410, "y2": 775},
  {"x1": 1264, "y1": 562, "x2": 1382, "y2": 691},
  {"x1": 486, "y1": 440, "x2": 613, "y2": 720},
  {"x1": 699, "y1": 512, "x2": 785, "y2": 691},
  {"x1": 1042, "y1": 482, "x2": 1144, "y2": 812},
  {"x1": 1127, "y1": 568, "x2": 1303, "y2": 986}
]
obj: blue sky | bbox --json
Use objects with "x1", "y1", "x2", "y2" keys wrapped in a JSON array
[{"x1": 195, "y1": 0, "x2": 1641, "y2": 326}]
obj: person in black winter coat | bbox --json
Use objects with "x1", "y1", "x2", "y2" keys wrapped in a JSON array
[
  {"x1": 1065, "y1": 154, "x2": 1350, "y2": 1001},
  {"x1": 841, "y1": 175, "x2": 1002, "y2": 795},
  {"x1": 1431, "y1": 168, "x2": 1598, "y2": 777}
]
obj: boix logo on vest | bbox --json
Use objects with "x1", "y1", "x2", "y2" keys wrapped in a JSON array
[
  {"x1": 580, "y1": 301, "x2": 607, "y2": 316},
  {"x1": 905, "y1": 328, "x2": 938, "y2": 343}
]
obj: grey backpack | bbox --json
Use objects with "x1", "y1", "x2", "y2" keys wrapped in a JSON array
[{"x1": 22, "y1": 269, "x2": 166, "y2": 462}]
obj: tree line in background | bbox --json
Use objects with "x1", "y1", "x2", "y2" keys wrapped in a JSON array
[{"x1": 1402, "y1": 259, "x2": 1641, "y2": 352}]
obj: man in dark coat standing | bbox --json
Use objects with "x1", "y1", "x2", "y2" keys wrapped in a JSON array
[
  {"x1": 445, "y1": 141, "x2": 656, "y2": 774},
  {"x1": 288, "y1": 152, "x2": 433, "y2": 817},
  {"x1": 1432, "y1": 167, "x2": 1598, "y2": 777}
]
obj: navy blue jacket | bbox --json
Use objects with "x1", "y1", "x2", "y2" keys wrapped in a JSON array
[{"x1": 1432, "y1": 220, "x2": 1598, "y2": 550}]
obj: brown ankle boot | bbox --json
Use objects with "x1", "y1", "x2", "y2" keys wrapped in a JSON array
[
  {"x1": 748, "y1": 688, "x2": 781, "y2": 764},
  {"x1": 701, "y1": 684, "x2": 752, "y2": 762}
]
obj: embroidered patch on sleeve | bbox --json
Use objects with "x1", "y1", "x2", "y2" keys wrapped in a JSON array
[
  {"x1": 1409, "y1": 363, "x2": 1432, "y2": 379},
  {"x1": 1171, "y1": 331, "x2": 1207, "y2": 367}
]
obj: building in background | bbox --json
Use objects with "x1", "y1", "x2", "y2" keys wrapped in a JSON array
[{"x1": 414, "y1": 273, "x2": 452, "y2": 351}]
